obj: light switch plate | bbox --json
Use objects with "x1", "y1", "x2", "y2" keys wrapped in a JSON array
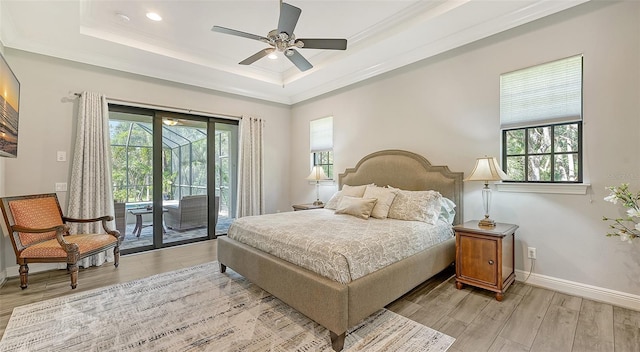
[{"x1": 56, "y1": 151, "x2": 66, "y2": 162}]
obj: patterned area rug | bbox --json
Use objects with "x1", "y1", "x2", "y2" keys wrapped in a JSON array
[{"x1": 0, "y1": 262, "x2": 454, "y2": 351}]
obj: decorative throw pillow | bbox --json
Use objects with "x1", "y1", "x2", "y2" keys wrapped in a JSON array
[
  {"x1": 387, "y1": 188, "x2": 443, "y2": 224},
  {"x1": 362, "y1": 185, "x2": 398, "y2": 219},
  {"x1": 334, "y1": 196, "x2": 378, "y2": 219},
  {"x1": 325, "y1": 184, "x2": 373, "y2": 210}
]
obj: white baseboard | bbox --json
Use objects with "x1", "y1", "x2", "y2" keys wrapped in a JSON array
[{"x1": 516, "y1": 269, "x2": 640, "y2": 311}]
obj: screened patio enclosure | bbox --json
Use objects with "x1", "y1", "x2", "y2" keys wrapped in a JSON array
[{"x1": 109, "y1": 110, "x2": 236, "y2": 252}]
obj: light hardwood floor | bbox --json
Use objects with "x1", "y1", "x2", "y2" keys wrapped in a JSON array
[{"x1": 1, "y1": 240, "x2": 638, "y2": 352}]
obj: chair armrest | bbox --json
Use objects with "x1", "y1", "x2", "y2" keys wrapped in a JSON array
[
  {"x1": 12, "y1": 224, "x2": 77, "y2": 253},
  {"x1": 63, "y1": 215, "x2": 113, "y2": 223},
  {"x1": 97, "y1": 216, "x2": 121, "y2": 240},
  {"x1": 62, "y1": 215, "x2": 121, "y2": 241},
  {"x1": 11, "y1": 224, "x2": 68, "y2": 234}
]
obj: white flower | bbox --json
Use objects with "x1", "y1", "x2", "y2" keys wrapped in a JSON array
[
  {"x1": 604, "y1": 194, "x2": 618, "y2": 204},
  {"x1": 619, "y1": 232, "x2": 631, "y2": 242},
  {"x1": 628, "y1": 208, "x2": 640, "y2": 218}
]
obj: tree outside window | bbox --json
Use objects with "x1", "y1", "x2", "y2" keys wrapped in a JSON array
[{"x1": 504, "y1": 122, "x2": 581, "y2": 182}]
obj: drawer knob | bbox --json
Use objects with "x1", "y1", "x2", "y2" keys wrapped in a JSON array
[{"x1": 488, "y1": 260, "x2": 494, "y2": 265}]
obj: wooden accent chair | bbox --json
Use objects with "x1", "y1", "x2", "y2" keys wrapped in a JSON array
[{"x1": 0, "y1": 193, "x2": 122, "y2": 289}]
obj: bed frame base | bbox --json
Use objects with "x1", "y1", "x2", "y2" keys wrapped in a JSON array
[{"x1": 218, "y1": 236, "x2": 455, "y2": 351}]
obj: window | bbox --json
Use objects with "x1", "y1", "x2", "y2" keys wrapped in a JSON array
[
  {"x1": 501, "y1": 55, "x2": 583, "y2": 183},
  {"x1": 310, "y1": 116, "x2": 333, "y2": 178},
  {"x1": 313, "y1": 151, "x2": 333, "y2": 178}
]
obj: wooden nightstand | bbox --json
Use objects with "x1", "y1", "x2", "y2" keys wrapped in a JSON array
[
  {"x1": 454, "y1": 220, "x2": 518, "y2": 301},
  {"x1": 292, "y1": 203, "x2": 325, "y2": 211}
]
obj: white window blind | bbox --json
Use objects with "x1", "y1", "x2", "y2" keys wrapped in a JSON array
[
  {"x1": 500, "y1": 55, "x2": 582, "y2": 129},
  {"x1": 310, "y1": 116, "x2": 333, "y2": 153}
]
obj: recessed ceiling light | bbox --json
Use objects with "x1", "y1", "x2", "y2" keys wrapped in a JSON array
[
  {"x1": 115, "y1": 13, "x2": 130, "y2": 22},
  {"x1": 146, "y1": 12, "x2": 162, "y2": 21},
  {"x1": 267, "y1": 53, "x2": 278, "y2": 60}
]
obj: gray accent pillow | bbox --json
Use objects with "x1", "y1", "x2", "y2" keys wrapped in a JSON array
[{"x1": 334, "y1": 196, "x2": 378, "y2": 219}]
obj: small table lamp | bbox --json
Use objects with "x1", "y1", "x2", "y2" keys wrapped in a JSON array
[
  {"x1": 465, "y1": 156, "x2": 509, "y2": 227},
  {"x1": 306, "y1": 166, "x2": 329, "y2": 206}
]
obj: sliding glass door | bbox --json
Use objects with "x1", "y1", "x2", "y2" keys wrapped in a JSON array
[{"x1": 109, "y1": 105, "x2": 238, "y2": 254}]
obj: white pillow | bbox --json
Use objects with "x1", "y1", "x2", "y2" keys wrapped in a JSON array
[
  {"x1": 325, "y1": 184, "x2": 373, "y2": 210},
  {"x1": 334, "y1": 196, "x2": 377, "y2": 219},
  {"x1": 362, "y1": 185, "x2": 398, "y2": 219},
  {"x1": 439, "y1": 197, "x2": 457, "y2": 224},
  {"x1": 387, "y1": 188, "x2": 443, "y2": 224}
]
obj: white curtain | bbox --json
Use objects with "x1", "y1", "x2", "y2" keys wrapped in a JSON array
[
  {"x1": 67, "y1": 91, "x2": 115, "y2": 268},
  {"x1": 236, "y1": 116, "x2": 265, "y2": 217}
]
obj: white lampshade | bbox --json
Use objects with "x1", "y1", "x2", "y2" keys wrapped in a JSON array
[
  {"x1": 465, "y1": 156, "x2": 508, "y2": 227},
  {"x1": 306, "y1": 166, "x2": 328, "y2": 181},
  {"x1": 465, "y1": 157, "x2": 509, "y2": 182}
]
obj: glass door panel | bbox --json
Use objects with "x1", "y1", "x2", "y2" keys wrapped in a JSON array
[
  {"x1": 109, "y1": 109, "x2": 155, "y2": 253},
  {"x1": 214, "y1": 122, "x2": 238, "y2": 235},
  {"x1": 160, "y1": 118, "x2": 209, "y2": 245}
]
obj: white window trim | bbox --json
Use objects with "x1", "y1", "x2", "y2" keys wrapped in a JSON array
[{"x1": 496, "y1": 182, "x2": 590, "y2": 195}]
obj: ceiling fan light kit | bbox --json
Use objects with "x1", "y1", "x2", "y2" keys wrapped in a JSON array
[{"x1": 211, "y1": 1, "x2": 347, "y2": 72}]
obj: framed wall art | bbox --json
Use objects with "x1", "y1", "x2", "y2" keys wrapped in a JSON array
[{"x1": 0, "y1": 51, "x2": 19, "y2": 158}]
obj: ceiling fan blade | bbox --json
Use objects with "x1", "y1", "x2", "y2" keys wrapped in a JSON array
[
  {"x1": 277, "y1": 3, "x2": 302, "y2": 36},
  {"x1": 286, "y1": 49, "x2": 312, "y2": 72},
  {"x1": 211, "y1": 25, "x2": 268, "y2": 42},
  {"x1": 297, "y1": 38, "x2": 347, "y2": 50},
  {"x1": 239, "y1": 48, "x2": 276, "y2": 65}
]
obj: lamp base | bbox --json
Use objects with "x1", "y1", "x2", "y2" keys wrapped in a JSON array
[
  {"x1": 478, "y1": 218, "x2": 496, "y2": 227},
  {"x1": 313, "y1": 200, "x2": 324, "y2": 206}
]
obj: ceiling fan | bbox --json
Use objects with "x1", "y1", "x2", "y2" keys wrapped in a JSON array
[{"x1": 211, "y1": 1, "x2": 347, "y2": 72}]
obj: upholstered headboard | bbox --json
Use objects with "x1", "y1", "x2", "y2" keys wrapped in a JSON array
[{"x1": 338, "y1": 150, "x2": 464, "y2": 225}]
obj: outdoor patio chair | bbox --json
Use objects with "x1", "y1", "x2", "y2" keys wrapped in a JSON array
[
  {"x1": 0, "y1": 193, "x2": 122, "y2": 289},
  {"x1": 164, "y1": 195, "x2": 218, "y2": 231}
]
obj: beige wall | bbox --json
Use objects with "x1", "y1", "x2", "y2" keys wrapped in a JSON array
[
  {"x1": 291, "y1": 1, "x2": 640, "y2": 297},
  {"x1": 0, "y1": 49, "x2": 292, "y2": 273}
]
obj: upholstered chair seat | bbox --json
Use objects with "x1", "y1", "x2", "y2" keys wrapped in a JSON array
[{"x1": 0, "y1": 193, "x2": 122, "y2": 289}]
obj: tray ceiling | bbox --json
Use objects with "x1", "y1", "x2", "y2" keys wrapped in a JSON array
[{"x1": 0, "y1": 0, "x2": 588, "y2": 105}]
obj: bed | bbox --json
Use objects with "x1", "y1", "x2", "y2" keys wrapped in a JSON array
[{"x1": 217, "y1": 149, "x2": 463, "y2": 351}]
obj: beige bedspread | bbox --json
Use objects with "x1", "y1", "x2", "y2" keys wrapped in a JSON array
[{"x1": 227, "y1": 209, "x2": 454, "y2": 284}]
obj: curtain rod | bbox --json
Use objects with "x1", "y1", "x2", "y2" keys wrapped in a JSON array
[{"x1": 73, "y1": 92, "x2": 242, "y2": 120}]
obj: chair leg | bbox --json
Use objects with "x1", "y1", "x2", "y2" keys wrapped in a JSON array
[
  {"x1": 68, "y1": 263, "x2": 78, "y2": 289},
  {"x1": 114, "y1": 246, "x2": 120, "y2": 268},
  {"x1": 19, "y1": 264, "x2": 29, "y2": 289}
]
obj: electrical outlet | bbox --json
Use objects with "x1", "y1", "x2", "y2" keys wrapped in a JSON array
[
  {"x1": 56, "y1": 151, "x2": 66, "y2": 162},
  {"x1": 55, "y1": 183, "x2": 67, "y2": 192},
  {"x1": 528, "y1": 247, "x2": 537, "y2": 259}
]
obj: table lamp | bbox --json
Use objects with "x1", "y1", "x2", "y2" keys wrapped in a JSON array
[
  {"x1": 465, "y1": 156, "x2": 509, "y2": 227},
  {"x1": 306, "y1": 166, "x2": 328, "y2": 206}
]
